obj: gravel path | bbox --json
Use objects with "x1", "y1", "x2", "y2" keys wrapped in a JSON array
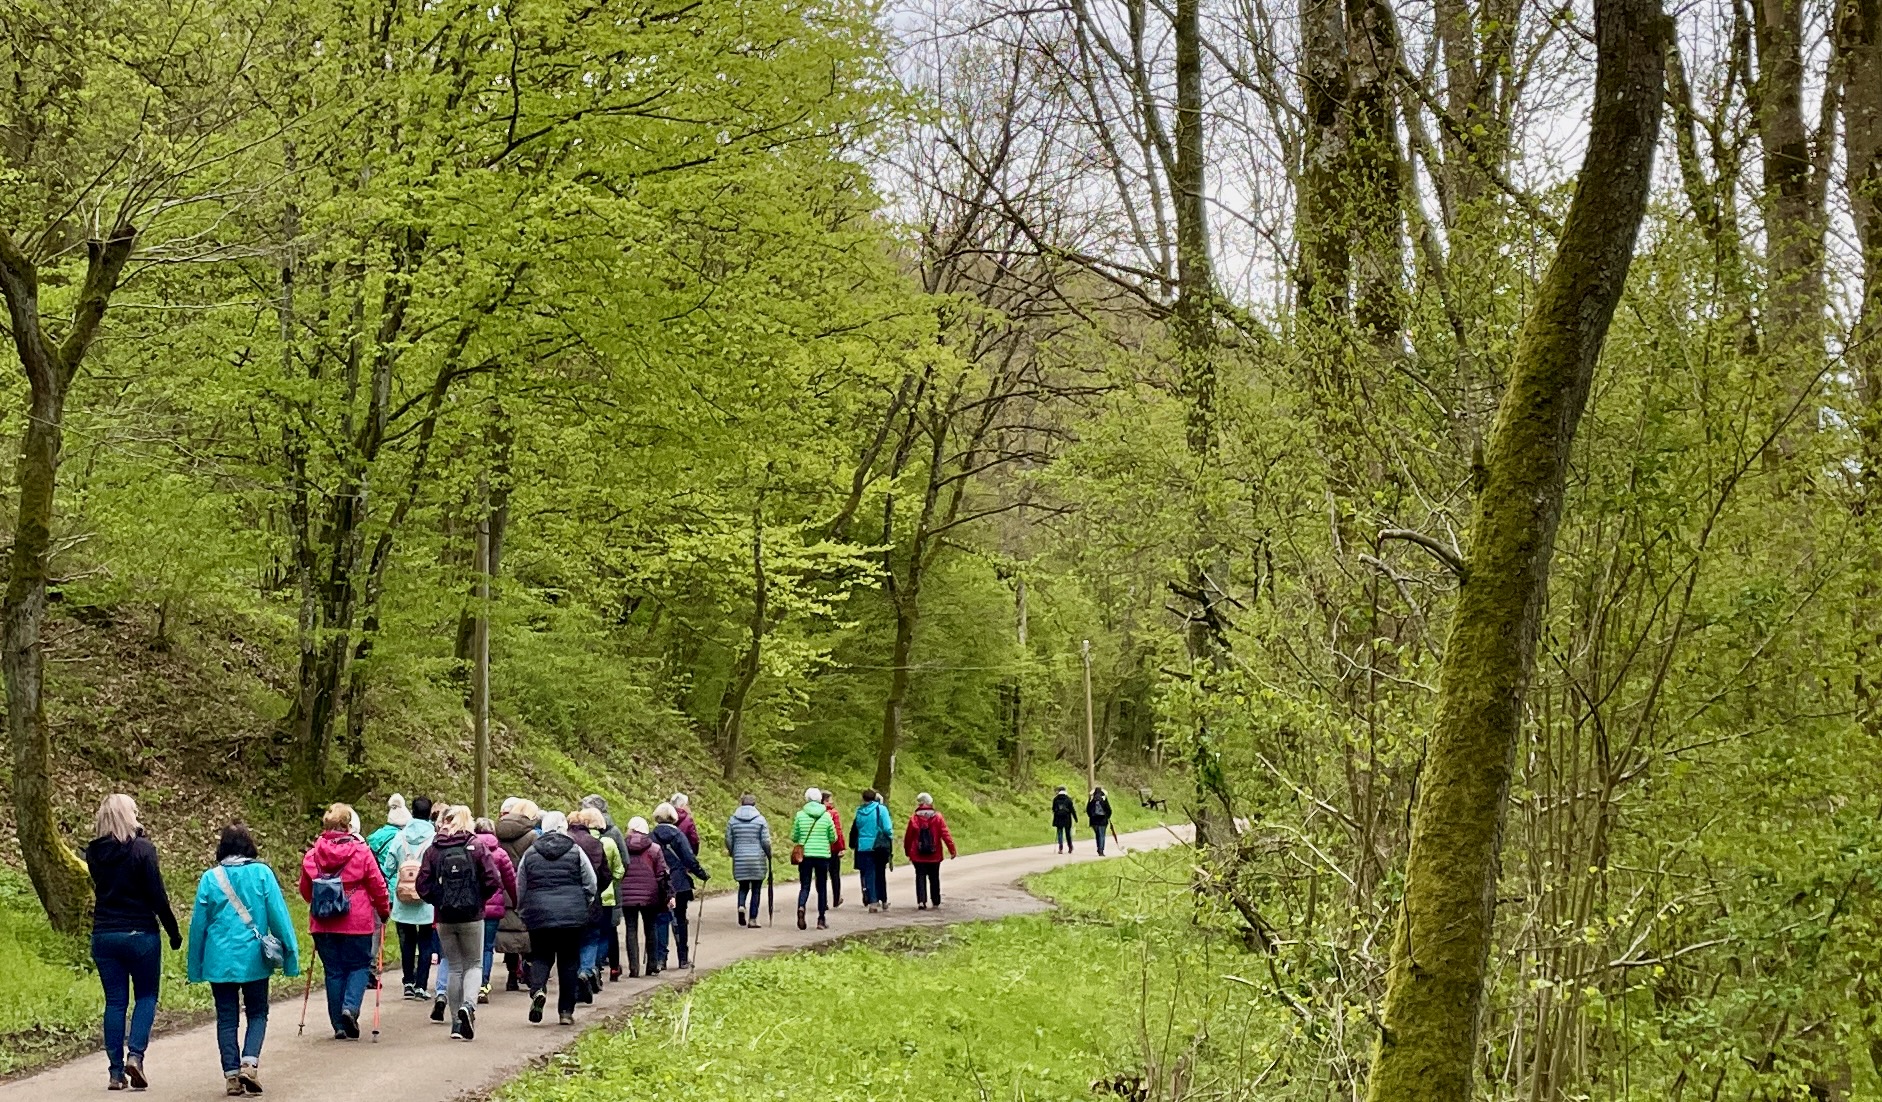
[{"x1": 5, "y1": 824, "x2": 1187, "y2": 1101}]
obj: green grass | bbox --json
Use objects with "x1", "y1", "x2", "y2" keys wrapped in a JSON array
[{"x1": 497, "y1": 847, "x2": 1271, "y2": 1102}]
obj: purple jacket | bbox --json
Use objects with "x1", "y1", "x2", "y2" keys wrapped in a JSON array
[
  {"x1": 617, "y1": 831, "x2": 670, "y2": 908},
  {"x1": 476, "y1": 829, "x2": 519, "y2": 920}
]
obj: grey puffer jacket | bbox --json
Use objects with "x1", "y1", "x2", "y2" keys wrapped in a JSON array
[
  {"x1": 723, "y1": 805, "x2": 772, "y2": 883},
  {"x1": 516, "y1": 832, "x2": 596, "y2": 931}
]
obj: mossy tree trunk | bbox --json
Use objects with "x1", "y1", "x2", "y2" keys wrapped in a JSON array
[
  {"x1": 0, "y1": 225, "x2": 138, "y2": 932},
  {"x1": 1845, "y1": 0, "x2": 1882, "y2": 739},
  {"x1": 1363, "y1": 0, "x2": 1667, "y2": 1095}
]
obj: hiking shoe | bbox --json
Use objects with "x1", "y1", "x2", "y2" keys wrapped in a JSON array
[
  {"x1": 431, "y1": 996, "x2": 447, "y2": 1022},
  {"x1": 225, "y1": 1074, "x2": 245, "y2": 1096},
  {"x1": 455, "y1": 1007, "x2": 475, "y2": 1041},
  {"x1": 505, "y1": 973, "x2": 521, "y2": 992},
  {"x1": 478, "y1": 985, "x2": 490, "y2": 1005},
  {"x1": 737, "y1": 912, "x2": 746, "y2": 926},
  {"x1": 108, "y1": 1080, "x2": 127, "y2": 1092},
  {"x1": 558, "y1": 1013, "x2": 574, "y2": 1026},
  {"x1": 239, "y1": 1064, "x2": 262, "y2": 1094},
  {"x1": 340, "y1": 1009, "x2": 360, "y2": 1039},
  {"x1": 528, "y1": 992, "x2": 546, "y2": 1024},
  {"x1": 796, "y1": 906, "x2": 807, "y2": 930},
  {"x1": 610, "y1": 967, "x2": 623, "y2": 983},
  {"x1": 817, "y1": 917, "x2": 828, "y2": 930},
  {"x1": 124, "y1": 1056, "x2": 146, "y2": 1090},
  {"x1": 332, "y1": 1030, "x2": 347, "y2": 1041},
  {"x1": 403, "y1": 983, "x2": 417, "y2": 1000},
  {"x1": 918, "y1": 902, "x2": 927, "y2": 910}
]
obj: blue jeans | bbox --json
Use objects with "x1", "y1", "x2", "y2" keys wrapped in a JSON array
[
  {"x1": 211, "y1": 979, "x2": 269, "y2": 1074},
  {"x1": 312, "y1": 933, "x2": 373, "y2": 1033},
  {"x1": 580, "y1": 914, "x2": 611, "y2": 977},
  {"x1": 738, "y1": 880, "x2": 763, "y2": 920},
  {"x1": 1093, "y1": 824, "x2": 1108, "y2": 854},
  {"x1": 434, "y1": 917, "x2": 502, "y2": 997},
  {"x1": 91, "y1": 930, "x2": 161, "y2": 1080},
  {"x1": 1056, "y1": 825, "x2": 1074, "y2": 848},
  {"x1": 652, "y1": 910, "x2": 671, "y2": 963},
  {"x1": 855, "y1": 851, "x2": 889, "y2": 905}
]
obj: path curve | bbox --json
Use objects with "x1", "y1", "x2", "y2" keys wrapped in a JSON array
[{"x1": 5, "y1": 824, "x2": 1189, "y2": 1101}]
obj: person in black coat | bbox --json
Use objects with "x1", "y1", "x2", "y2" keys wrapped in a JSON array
[
  {"x1": 85, "y1": 794, "x2": 182, "y2": 1091},
  {"x1": 1051, "y1": 786, "x2": 1079, "y2": 854},
  {"x1": 1085, "y1": 787, "x2": 1113, "y2": 856}
]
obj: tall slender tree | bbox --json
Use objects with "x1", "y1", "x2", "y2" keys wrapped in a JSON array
[{"x1": 1365, "y1": 0, "x2": 1669, "y2": 1093}]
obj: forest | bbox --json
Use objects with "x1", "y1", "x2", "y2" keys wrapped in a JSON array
[{"x1": 1, "y1": 0, "x2": 1879, "y2": 1095}]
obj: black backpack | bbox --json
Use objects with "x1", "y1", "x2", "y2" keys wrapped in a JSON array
[
  {"x1": 914, "y1": 815, "x2": 939, "y2": 858},
  {"x1": 433, "y1": 842, "x2": 486, "y2": 922}
]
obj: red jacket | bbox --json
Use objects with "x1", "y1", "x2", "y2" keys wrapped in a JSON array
[
  {"x1": 903, "y1": 808, "x2": 956, "y2": 865},
  {"x1": 824, "y1": 799, "x2": 846, "y2": 856},
  {"x1": 300, "y1": 831, "x2": 392, "y2": 935}
]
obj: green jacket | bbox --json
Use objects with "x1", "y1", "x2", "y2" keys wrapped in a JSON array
[
  {"x1": 599, "y1": 836, "x2": 626, "y2": 907},
  {"x1": 792, "y1": 801, "x2": 837, "y2": 859}
]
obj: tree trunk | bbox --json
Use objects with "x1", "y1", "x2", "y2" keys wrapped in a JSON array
[
  {"x1": 873, "y1": 594, "x2": 917, "y2": 795},
  {"x1": 1364, "y1": 0, "x2": 1667, "y2": 1094},
  {"x1": 0, "y1": 226, "x2": 138, "y2": 931},
  {"x1": 1844, "y1": 0, "x2": 1882, "y2": 734},
  {"x1": 1297, "y1": 0, "x2": 1351, "y2": 319},
  {"x1": 1345, "y1": 0, "x2": 1405, "y2": 347},
  {"x1": 718, "y1": 509, "x2": 767, "y2": 782},
  {"x1": 1754, "y1": 0, "x2": 1828, "y2": 356}
]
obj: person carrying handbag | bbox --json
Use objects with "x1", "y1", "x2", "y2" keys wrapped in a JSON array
[
  {"x1": 188, "y1": 823, "x2": 301, "y2": 1096},
  {"x1": 849, "y1": 790, "x2": 895, "y2": 912}
]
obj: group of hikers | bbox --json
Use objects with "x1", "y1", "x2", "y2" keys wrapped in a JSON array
[{"x1": 76, "y1": 783, "x2": 983, "y2": 1095}]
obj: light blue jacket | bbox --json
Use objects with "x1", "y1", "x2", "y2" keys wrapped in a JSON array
[
  {"x1": 380, "y1": 819, "x2": 437, "y2": 925},
  {"x1": 852, "y1": 801, "x2": 893, "y2": 853},
  {"x1": 187, "y1": 858, "x2": 301, "y2": 983}
]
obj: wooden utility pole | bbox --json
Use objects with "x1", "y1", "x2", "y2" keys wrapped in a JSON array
[
  {"x1": 471, "y1": 482, "x2": 492, "y2": 819},
  {"x1": 1081, "y1": 639, "x2": 1095, "y2": 793}
]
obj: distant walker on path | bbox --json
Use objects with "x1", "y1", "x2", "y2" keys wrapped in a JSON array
[
  {"x1": 1051, "y1": 786, "x2": 1078, "y2": 854},
  {"x1": 1086, "y1": 787, "x2": 1113, "y2": 856}
]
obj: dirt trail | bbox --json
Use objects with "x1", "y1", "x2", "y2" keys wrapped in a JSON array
[{"x1": 6, "y1": 823, "x2": 1188, "y2": 1101}]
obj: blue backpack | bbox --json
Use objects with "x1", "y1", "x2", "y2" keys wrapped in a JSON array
[{"x1": 310, "y1": 862, "x2": 351, "y2": 920}]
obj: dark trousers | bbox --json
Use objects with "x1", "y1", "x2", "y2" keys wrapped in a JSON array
[
  {"x1": 396, "y1": 921, "x2": 436, "y2": 990},
  {"x1": 527, "y1": 926, "x2": 584, "y2": 1017},
  {"x1": 829, "y1": 853, "x2": 843, "y2": 905},
  {"x1": 92, "y1": 930, "x2": 161, "y2": 1080},
  {"x1": 737, "y1": 879, "x2": 763, "y2": 921},
  {"x1": 914, "y1": 861, "x2": 942, "y2": 906},
  {"x1": 1093, "y1": 823, "x2": 1109, "y2": 855},
  {"x1": 658, "y1": 890, "x2": 694, "y2": 965},
  {"x1": 313, "y1": 933, "x2": 373, "y2": 1033},
  {"x1": 1056, "y1": 825, "x2": 1074, "y2": 848},
  {"x1": 856, "y1": 851, "x2": 889, "y2": 905},
  {"x1": 622, "y1": 904, "x2": 663, "y2": 974},
  {"x1": 606, "y1": 904, "x2": 623, "y2": 974},
  {"x1": 211, "y1": 978, "x2": 269, "y2": 1074},
  {"x1": 797, "y1": 856, "x2": 831, "y2": 917}
]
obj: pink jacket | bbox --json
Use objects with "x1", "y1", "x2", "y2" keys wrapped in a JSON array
[
  {"x1": 299, "y1": 831, "x2": 391, "y2": 935},
  {"x1": 476, "y1": 829, "x2": 519, "y2": 920}
]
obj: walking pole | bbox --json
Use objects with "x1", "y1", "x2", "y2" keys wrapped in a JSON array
[
  {"x1": 371, "y1": 923, "x2": 386, "y2": 1042},
  {"x1": 689, "y1": 892, "x2": 703, "y2": 970},
  {"x1": 297, "y1": 961, "x2": 314, "y2": 1036}
]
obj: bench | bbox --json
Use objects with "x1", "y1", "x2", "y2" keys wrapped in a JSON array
[{"x1": 1138, "y1": 787, "x2": 1167, "y2": 811}]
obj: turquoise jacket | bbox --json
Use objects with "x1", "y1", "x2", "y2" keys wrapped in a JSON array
[
  {"x1": 851, "y1": 801, "x2": 893, "y2": 853},
  {"x1": 187, "y1": 858, "x2": 301, "y2": 983},
  {"x1": 380, "y1": 819, "x2": 437, "y2": 925}
]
